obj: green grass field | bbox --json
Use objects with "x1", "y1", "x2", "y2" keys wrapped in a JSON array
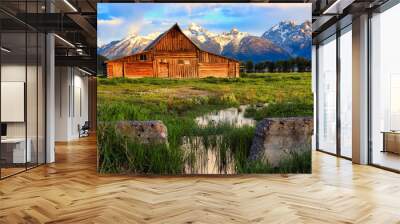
[{"x1": 97, "y1": 73, "x2": 313, "y2": 174}]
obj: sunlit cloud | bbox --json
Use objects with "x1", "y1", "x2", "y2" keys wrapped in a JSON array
[
  {"x1": 98, "y1": 3, "x2": 311, "y2": 45},
  {"x1": 98, "y1": 17, "x2": 124, "y2": 26}
]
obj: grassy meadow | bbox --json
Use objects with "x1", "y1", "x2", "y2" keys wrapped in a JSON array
[{"x1": 97, "y1": 73, "x2": 313, "y2": 174}]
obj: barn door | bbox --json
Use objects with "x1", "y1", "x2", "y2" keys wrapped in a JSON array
[
  {"x1": 157, "y1": 59, "x2": 169, "y2": 78},
  {"x1": 173, "y1": 58, "x2": 198, "y2": 78},
  {"x1": 228, "y1": 62, "x2": 236, "y2": 78},
  {"x1": 107, "y1": 64, "x2": 113, "y2": 77}
]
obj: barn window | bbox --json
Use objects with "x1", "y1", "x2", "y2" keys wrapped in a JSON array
[
  {"x1": 140, "y1": 54, "x2": 147, "y2": 61},
  {"x1": 178, "y1": 60, "x2": 190, "y2": 65}
]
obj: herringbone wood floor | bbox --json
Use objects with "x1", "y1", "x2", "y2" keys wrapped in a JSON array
[{"x1": 0, "y1": 136, "x2": 400, "y2": 224}]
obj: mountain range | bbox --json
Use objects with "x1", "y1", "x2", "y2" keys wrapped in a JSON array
[{"x1": 98, "y1": 20, "x2": 311, "y2": 62}]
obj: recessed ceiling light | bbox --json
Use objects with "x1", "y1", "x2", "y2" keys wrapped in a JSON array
[
  {"x1": 54, "y1": 34, "x2": 75, "y2": 48},
  {"x1": 63, "y1": 0, "x2": 78, "y2": 12},
  {"x1": 1, "y1": 47, "x2": 11, "y2": 53},
  {"x1": 78, "y1": 67, "x2": 92, "y2": 76},
  {"x1": 323, "y1": 0, "x2": 355, "y2": 15}
]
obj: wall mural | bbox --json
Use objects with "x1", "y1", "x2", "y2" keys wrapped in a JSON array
[{"x1": 97, "y1": 3, "x2": 313, "y2": 175}]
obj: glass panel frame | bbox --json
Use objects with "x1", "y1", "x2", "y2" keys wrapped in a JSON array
[
  {"x1": 0, "y1": 27, "x2": 28, "y2": 178},
  {"x1": 315, "y1": 23, "x2": 354, "y2": 161},
  {"x1": 0, "y1": 1, "x2": 47, "y2": 179}
]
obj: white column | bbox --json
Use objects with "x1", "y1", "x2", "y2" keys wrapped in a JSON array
[
  {"x1": 352, "y1": 14, "x2": 369, "y2": 164},
  {"x1": 55, "y1": 67, "x2": 73, "y2": 141},
  {"x1": 312, "y1": 45, "x2": 317, "y2": 150},
  {"x1": 46, "y1": 32, "x2": 55, "y2": 163}
]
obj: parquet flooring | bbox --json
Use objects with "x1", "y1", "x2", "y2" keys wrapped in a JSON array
[{"x1": 0, "y1": 135, "x2": 400, "y2": 223}]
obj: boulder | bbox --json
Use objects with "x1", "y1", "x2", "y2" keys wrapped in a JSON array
[
  {"x1": 249, "y1": 117, "x2": 313, "y2": 167},
  {"x1": 115, "y1": 120, "x2": 168, "y2": 145}
]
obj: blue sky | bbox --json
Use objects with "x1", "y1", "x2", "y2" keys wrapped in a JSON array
[{"x1": 97, "y1": 3, "x2": 311, "y2": 46}]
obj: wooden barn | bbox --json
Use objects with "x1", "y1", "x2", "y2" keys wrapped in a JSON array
[{"x1": 106, "y1": 24, "x2": 240, "y2": 79}]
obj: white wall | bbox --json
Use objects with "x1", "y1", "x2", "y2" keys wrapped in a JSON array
[{"x1": 54, "y1": 67, "x2": 89, "y2": 141}]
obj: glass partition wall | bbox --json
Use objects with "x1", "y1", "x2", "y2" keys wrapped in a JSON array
[
  {"x1": 339, "y1": 26, "x2": 352, "y2": 159},
  {"x1": 317, "y1": 35, "x2": 337, "y2": 155},
  {"x1": 0, "y1": 2, "x2": 46, "y2": 179},
  {"x1": 316, "y1": 25, "x2": 353, "y2": 159},
  {"x1": 370, "y1": 3, "x2": 400, "y2": 171}
]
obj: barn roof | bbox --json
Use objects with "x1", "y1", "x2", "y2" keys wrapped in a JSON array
[
  {"x1": 105, "y1": 50, "x2": 150, "y2": 63},
  {"x1": 106, "y1": 23, "x2": 239, "y2": 63},
  {"x1": 143, "y1": 23, "x2": 190, "y2": 51}
]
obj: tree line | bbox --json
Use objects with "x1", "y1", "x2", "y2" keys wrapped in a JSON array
[{"x1": 241, "y1": 57, "x2": 311, "y2": 73}]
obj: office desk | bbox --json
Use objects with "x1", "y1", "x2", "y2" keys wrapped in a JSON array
[
  {"x1": 1, "y1": 138, "x2": 31, "y2": 163},
  {"x1": 382, "y1": 131, "x2": 400, "y2": 154}
]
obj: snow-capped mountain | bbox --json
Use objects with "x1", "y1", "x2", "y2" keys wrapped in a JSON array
[
  {"x1": 222, "y1": 36, "x2": 291, "y2": 62},
  {"x1": 183, "y1": 23, "x2": 249, "y2": 54},
  {"x1": 262, "y1": 20, "x2": 312, "y2": 59},
  {"x1": 97, "y1": 32, "x2": 160, "y2": 59},
  {"x1": 98, "y1": 21, "x2": 311, "y2": 62}
]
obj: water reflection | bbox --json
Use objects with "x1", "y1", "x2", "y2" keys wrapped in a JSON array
[
  {"x1": 183, "y1": 105, "x2": 257, "y2": 174},
  {"x1": 195, "y1": 105, "x2": 256, "y2": 128},
  {"x1": 182, "y1": 136, "x2": 236, "y2": 174}
]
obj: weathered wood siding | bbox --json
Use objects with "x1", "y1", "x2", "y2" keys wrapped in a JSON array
[
  {"x1": 198, "y1": 63, "x2": 229, "y2": 78},
  {"x1": 153, "y1": 28, "x2": 197, "y2": 52},
  {"x1": 169, "y1": 58, "x2": 198, "y2": 78},
  {"x1": 108, "y1": 53, "x2": 238, "y2": 78},
  {"x1": 154, "y1": 52, "x2": 197, "y2": 58},
  {"x1": 123, "y1": 52, "x2": 153, "y2": 62},
  {"x1": 107, "y1": 64, "x2": 114, "y2": 77},
  {"x1": 228, "y1": 62, "x2": 240, "y2": 78},
  {"x1": 199, "y1": 51, "x2": 229, "y2": 63},
  {"x1": 157, "y1": 62, "x2": 169, "y2": 78},
  {"x1": 107, "y1": 62, "x2": 123, "y2": 78},
  {"x1": 153, "y1": 51, "x2": 198, "y2": 78},
  {"x1": 198, "y1": 51, "x2": 238, "y2": 78},
  {"x1": 124, "y1": 62, "x2": 153, "y2": 78}
]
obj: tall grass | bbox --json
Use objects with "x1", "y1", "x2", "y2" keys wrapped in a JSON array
[
  {"x1": 245, "y1": 100, "x2": 313, "y2": 121},
  {"x1": 97, "y1": 73, "x2": 313, "y2": 174},
  {"x1": 182, "y1": 123, "x2": 255, "y2": 174},
  {"x1": 236, "y1": 149, "x2": 311, "y2": 174},
  {"x1": 98, "y1": 121, "x2": 311, "y2": 174},
  {"x1": 98, "y1": 123, "x2": 183, "y2": 174}
]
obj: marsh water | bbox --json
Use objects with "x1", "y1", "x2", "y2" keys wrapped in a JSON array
[
  {"x1": 183, "y1": 105, "x2": 257, "y2": 174},
  {"x1": 195, "y1": 105, "x2": 257, "y2": 128}
]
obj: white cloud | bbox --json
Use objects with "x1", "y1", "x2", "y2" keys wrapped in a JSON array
[
  {"x1": 248, "y1": 3, "x2": 311, "y2": 9},
  {"x1": 168, "y1": 3, "x2": 309, "y2": 11},
  {"x1": 98, "y1": 17, "x2": 124, "y2": 26}
]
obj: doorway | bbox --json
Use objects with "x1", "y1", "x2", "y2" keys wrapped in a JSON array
[{"x1": 158, "y1": 60, "x2": 169, "y2": 78}]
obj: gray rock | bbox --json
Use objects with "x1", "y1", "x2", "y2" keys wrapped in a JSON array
[
  {"x1": 249, "y1": 117, "x2": 313, "y2": 167},
  {"x1": 115, "y1": 120, "x2": 168, "y2": 145}
]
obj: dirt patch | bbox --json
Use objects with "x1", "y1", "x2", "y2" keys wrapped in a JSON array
[
  {"x1": 139, "y1": 87, "x2": 213, "y2": 98},
  {"x1": 173, "y1": 87, "x2": 213, "y2": 98}
]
